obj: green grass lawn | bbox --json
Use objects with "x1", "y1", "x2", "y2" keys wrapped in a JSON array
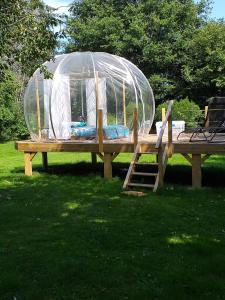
[{"x1": 1, "y1": 142, "x2": 225, "y2": 300}]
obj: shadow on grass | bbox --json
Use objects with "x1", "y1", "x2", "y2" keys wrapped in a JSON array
[
  {"x1": 13, "y1": 158, "x2": 225, "y2": 188},
  {"x1": 0, "y1": 172, "x2": 225, "y2": 299}
]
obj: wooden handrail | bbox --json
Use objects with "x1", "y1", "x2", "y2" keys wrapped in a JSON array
[
  {"x1": 156, "y1": 100, "x2": 173, "y2": 149},
  {"x1": 98, "y1": 109, "x2": 103, "y2": 153}
]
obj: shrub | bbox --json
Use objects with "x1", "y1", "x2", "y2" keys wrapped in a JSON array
[
  {"x1": 155, "y1": 98, "x2": 202, "y2": 128},
  {"x1": 0, "y1": 70, "x2": 28, "y2": 141}
]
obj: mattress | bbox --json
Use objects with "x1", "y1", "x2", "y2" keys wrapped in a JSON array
[{"x1": 71, "y1": 124, "x2": 129, "y2": 139}]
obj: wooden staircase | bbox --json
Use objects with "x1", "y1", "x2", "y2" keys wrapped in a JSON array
[
  {"x1": 123, "y1": 143, "x2": 168, "y2": 192},
  {"x1": 123, "y1": 100, "x2": 174, "y2": 192}
]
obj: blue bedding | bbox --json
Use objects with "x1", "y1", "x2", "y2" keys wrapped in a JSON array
[{"x1": 71, "y1": 124, "x2": 129, "y2": 139}]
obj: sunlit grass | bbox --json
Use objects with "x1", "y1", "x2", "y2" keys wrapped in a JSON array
[{"x1": 0, "y1": 142, "x2": 225, "y2": 299}]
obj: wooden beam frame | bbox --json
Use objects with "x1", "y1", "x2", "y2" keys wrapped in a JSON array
[
  {"x1": 192, "y1": 154, "x2": 202, "y2": 188},
  {"x1": 42, "y1": 152, "x2": 48, "y2": 171},
  {"x1": 96, "y1": 152, "x2": 119, "y2": 179},
  {"x1": 182, "y1": 153, "x2": 192, "y2": 164},
  {"x1": 24, "y1": 152, "x2": 37, "y2": 176},
  {"x1": 91, "y1": 153, "x2": 97, "y2": 164},
  {"x1": 104, "y1": 153, "x2": 113, "y2": 179},
  {"x1": 201, "y1": 154, "x2": 211, "y2": 164}
]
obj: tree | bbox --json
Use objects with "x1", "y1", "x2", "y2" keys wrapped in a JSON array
[
  {"x1": 182, "y1": 21, "x2": 225, "y2": 103},
  {"x1": 66, "y1": 0, "x2": 212, "y2": 104},
  {"x1": 0, "y1": 70, "x2": 28, "y2": 141},
  {"x1": 0, "y1": 0, "x2": 60, "y2": 76},
  {"x1": 0, "y1": 0, "x2": 61, "y2": 141}
]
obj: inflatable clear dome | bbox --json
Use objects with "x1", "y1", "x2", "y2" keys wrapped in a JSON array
[{"x1": 24, "y1": 52, "x2": 155, "y2": 141}]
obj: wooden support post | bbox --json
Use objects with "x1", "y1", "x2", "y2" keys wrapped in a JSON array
[
  {"x1": 162, "y1": 107, "x2": 166, "y2": 121},
  {"x1": 205, "y1": 106, "x2": 209, "y2": 128},
  {"x1": 205, "y1": 106, "x2": 208, "y2": 118},
  {"x1": 192, "y1": 154, "x2": 202, "y2": 188},
  {"x1": 123, "y1": 80, "x2": 126, "y2": 126},
  {"x1": 104, "y1": 153, "x2": 112, "y2": 179},
  {"x1": 91, "y1": 153, "x2": 97, "y2": 164},
  {"x1": 24, "y1": 152, "x2": 36, "y2": 176},
  {"x1": 158, "y1": 147, "x2": 164, "y2": 188},
  {"x1": 133, "y1": 108, "x2": 138, "y2": 148},
  {"x1": 35, "y1": 76, "x2": 41, "y2": 140},
  {"x1": 167, "y1": 112, "x2": 173, "y2": 157},
  {"x1": 42, "y1": 152, "x2": 48, "y2": 171},
  {"x1": 98, "y1": 109, "x2": 104, "y2": 153}
]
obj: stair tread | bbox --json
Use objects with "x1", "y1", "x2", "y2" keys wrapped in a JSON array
[
  {"x1": 138, "y1": 152, "x2": 158, "y2": 154},
  {"x1": 133, "y1": 172, "x2": 158, "y2": 176},
  {"x1": 135, "y1": 162, "x2": 159, "y2": 166},
  {"x1": 128, "y1": 183, "x2": 155, "y2": 188}
]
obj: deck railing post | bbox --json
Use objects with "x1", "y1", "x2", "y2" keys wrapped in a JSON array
[
  {"x1": 162, "y1": 107, "x2": 166, "y2": 122},
  {"x1": 133, "y1": 108, "x2": 138, "y2": 148},
  {"x1": 98, "y1": 109, "x2": 103, "y2": 153},
  {"x1": 167, "y1": 106, "x2": 173, "y2": 157},
  {"x1": 205, "y1": 106, "x2": 208, "y2": 118}
]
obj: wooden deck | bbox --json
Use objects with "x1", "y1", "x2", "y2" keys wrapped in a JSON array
[
  {"x1": 15, "y1": 132, "x2": 225, "y2": 189},
  {"x1": 16, "y1": 133, "x2": 225, "y2": 154}
]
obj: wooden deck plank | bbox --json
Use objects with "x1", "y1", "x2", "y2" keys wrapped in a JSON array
[{"x1": 16, "y1": 132, "x2": 225, "y2": 155}]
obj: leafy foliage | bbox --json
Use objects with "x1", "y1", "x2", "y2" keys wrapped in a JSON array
[
  {"x1": 0, "y1": 0, "x2": 60, "y2": 76},
  {"x1": 0, "y1": 0, "x2": 61, "y2": 141},
  {"x1": 183, "y1": 21, "x2": 225, "y2": 102},
  {"x1": 66, "y1": 0, "x2": 215, "y2": 103},
  {"x1": 155, "y1": 98, "x2": 202, "y2": 128},
  {"x1": 0, "y1": 71, "x2": 28, "y2": 141}
]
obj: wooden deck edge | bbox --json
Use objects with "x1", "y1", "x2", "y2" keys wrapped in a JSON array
[{"x1": 15, "y1": 139, "x2": 225, "y2": 155}]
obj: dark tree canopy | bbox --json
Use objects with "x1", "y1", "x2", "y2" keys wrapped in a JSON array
[{"x1": 65, "y1": 0, "x2": 225, "y2": 104}]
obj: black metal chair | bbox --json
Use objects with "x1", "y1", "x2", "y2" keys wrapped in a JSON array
[{"x1": 177, "y1": 97, "x2": 225, "y2": 142}]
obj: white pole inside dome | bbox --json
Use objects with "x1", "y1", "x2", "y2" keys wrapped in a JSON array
[
  {"x1": 35, "y1": 76, "x2": 41, "y2": 140},
  {"x1": 89, "y1": 53, "x2": 107, "y2": 128},
  {"x1": 49, "y1": 54, "x2": 68, "y2": 140},
  {"x1": 90, "y1": 53, "x2": 97, "y2": 129},
  {"x1": 123, "y1": 80, "x2": 126, "y2": 126},
  {"x1": 109, "y1": 75, "x2": 118, "y2": 124},
  {"x1": 50, "y1": 55, "x2": 71, "y2": 140},
  {"x1": 81, "y1": 78, "x2": 84, "y2": 117},
  {"x1": 115, "y1": 56, "x2": 139, "y2": 110},
  {"x1": 133, "y1": 74, "x2": 145, "y2": 134}
]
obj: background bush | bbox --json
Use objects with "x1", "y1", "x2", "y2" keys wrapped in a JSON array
[
  {"x1": 0, "y1": 70, "x2": 28, "y2": 141},
  {"x1": 155, "y1": 98, "x2": 202, "y2": 128}
]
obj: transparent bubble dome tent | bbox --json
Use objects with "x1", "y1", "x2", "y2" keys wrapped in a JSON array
[{"x1": 24, "y1": 52, "x2": 155, "y2": 141}]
